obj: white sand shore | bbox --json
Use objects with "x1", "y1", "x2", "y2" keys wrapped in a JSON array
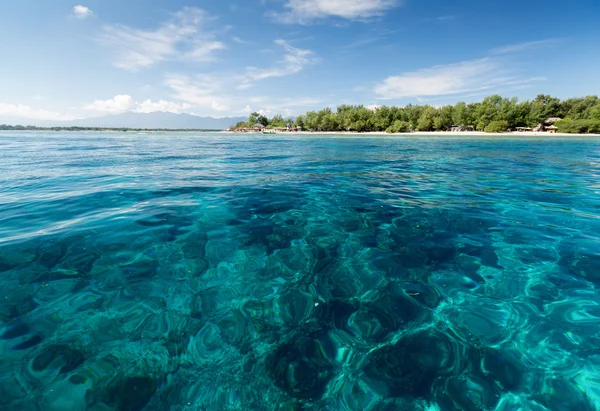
[{"x1": 223, "y1": 131, "x2": 600, "y2": 137}]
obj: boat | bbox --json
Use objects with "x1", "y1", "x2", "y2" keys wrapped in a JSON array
[{"x1": 263, "y1": 131, "x2": 276, "y2": 134}]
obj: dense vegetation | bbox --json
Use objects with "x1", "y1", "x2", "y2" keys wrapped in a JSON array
[
  {"x1": 233, "y1": 113, "x2": 294, "y2": 130},
  {"x1": 234, "y1": 95, "x2": 600, "y2": 133},
  {"x1": 0, "y1": 125, "x2": 219, "y2": 132}
]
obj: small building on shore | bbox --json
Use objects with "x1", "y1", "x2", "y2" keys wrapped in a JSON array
[
  {"x1": 451, "y1": 125, "x2": 475, "y2": 132},
  {"x1": 253, "y1": 123, "x2": 266, "y2": 132},
  {"x1": 539, "y1": 117, "x2": 562, "y2": 133}
]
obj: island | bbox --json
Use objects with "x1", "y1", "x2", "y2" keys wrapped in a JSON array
[{"x1": 231, "y1": 94, "x2": 600, "y2": 134}]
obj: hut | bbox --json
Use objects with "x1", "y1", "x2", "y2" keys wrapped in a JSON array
[
  {"x1": 253, "y1": 123, "x2": 266, "y2": 132},
  {"x1": 451, "y1": 125, "x2": 475, "y2": 132},
  {"x1": 545, "y1": 117, "x2": 562, "y2": 125},
  {"x1": 542, "y1": 118, "x2": 562, "y2": 132}
]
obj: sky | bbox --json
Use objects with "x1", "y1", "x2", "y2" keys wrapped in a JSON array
[{"x1": 1, "y1": 0, "x2": 599, "y2": 121}]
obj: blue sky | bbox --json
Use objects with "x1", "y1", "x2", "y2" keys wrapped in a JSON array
[{"x1": 1, "y1": 0, "x2": 599, "y2": 121}]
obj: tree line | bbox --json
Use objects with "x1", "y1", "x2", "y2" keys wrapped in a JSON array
[{"x1": 234, "y1": 95, "x2": 600, "y2": 133}]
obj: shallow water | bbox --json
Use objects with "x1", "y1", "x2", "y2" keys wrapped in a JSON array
[{"x1": 1, "y1": 132, "x2": 600, "y2": 410}]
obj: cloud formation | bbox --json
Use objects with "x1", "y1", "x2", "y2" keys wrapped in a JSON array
[
  {"x1": 374, "y1": 58, "x2": 547, "y2": 99},
  {"x1": 100, "y1": 7, "x2": 224, "y2": 71},
  {"x1": 375, "y1": 59, "x2": 505, "y2": 98},
  {"x1": 239, "y1": 40, "x2": 318, "y2": 88},
  {"x1": 83, "y1": 95, "x2": 193, "y2": 114},
  {"x1": 274, "y1": 0, "x2": 398, "y2": 23},
  {"x1": 135, "y1": 99, "x2": 192, "y2": 114},
  {"x1": 490, "y1": 38, "x2": 561, "y2": 55},
  {"x1": 0, "y1": 103, "x2": 75, "y2": 121},
  {"x1": 84, "y1": 95, "x2": 134, "y2": 113},
  {"x1": 165, "y1": 75, "x2": 231, "y2": 111},
  {"x1": 73, "y1": 5, "x2": 93, "y2": 20}
]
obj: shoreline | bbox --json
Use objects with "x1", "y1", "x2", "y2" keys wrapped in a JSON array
[
  {"x1": 3, "y1": 130, "x2": 600, "y2": 137},
  {"x1": 223, "y1": 131, "x2": 600, "y2": 137}
]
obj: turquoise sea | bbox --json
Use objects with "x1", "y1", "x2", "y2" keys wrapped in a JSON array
[{"x1": 1, "y1": 132, "x2": 600, "y2": 410}]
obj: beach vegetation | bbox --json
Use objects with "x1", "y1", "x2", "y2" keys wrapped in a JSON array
[
  {"x1": 555, "y1": 119, "x2": 600, "y2": 134},
  {"x1": 386, "y1": 120, "x2": 411, "y2": 133},
  {"x1": 231, "y1": 94, "x2": 595, "y2": 133},
  {"x1": 484, "y1": 120, "x2": 510, "y2": 133}
]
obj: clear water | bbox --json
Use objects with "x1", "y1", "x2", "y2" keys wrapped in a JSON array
[{"x1": 1, "y1": 132, "x2": 600, "y2": 411}]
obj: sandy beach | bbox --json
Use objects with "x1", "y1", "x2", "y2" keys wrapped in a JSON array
[{"x1": 223, "y1": 130, "x2": 600, "y2": 137}]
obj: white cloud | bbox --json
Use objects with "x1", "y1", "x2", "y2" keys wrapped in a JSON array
[
  {"x1": 239, "y1": 40, "x2": 318, "y2": 88},
  {"x1": 83, "y1": 95, "x2": 196, "y2": 114},
  {"x1": 73, "y1": 5, "x2": 94, "y2": 20},
  {"x1": 491, "y1": 39, "x2": 561, "y2": 55},
  {"x1": 0, "y1": 103, "x2": 75, "y2": 121},
  {"x1": 274, "y1": 0, "x2": 398, "y2": 23},
  {"x1": 211, "y1": 101, "x2": 230, "y2": 111},
  {"x1": 100, "y1": 7, "x2": 224, "y2": 72},
  {"x1": 165, "y1": 75, "x2": 230, "y2": 111},
  {"x1": 135, "y1": 100, "x2": 192, "y2": 114},
  {"x1": 375, "y1": 59, "x2": 505, "y2": 99},
  {"x1": 374, "y1": 58, "x2": 547, "y2": 99},
  {"x1": 83, "y1": 95, "x2": 134, "y2": 113},
  {"x1": 244, "y1": 97, "x2": 323, "y2": 117},
  {"x1": 232, "y1": 36, "x2": 249, "y2": 44}
]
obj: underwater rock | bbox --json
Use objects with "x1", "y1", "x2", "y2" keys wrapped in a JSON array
[
  {"x1": 107, "y1": 376, "x2": 157, "y2": 411},
  {"x1": 534, "y1": 377, "x2": 595, "y2": 411},
  {"x1": 181, "y1": 233, "x2": 207, "y2": 259},
  {"x1": 32, "y1": 344, "x2": 86, "y2": 375},
  {"x1": 482, "y1": 349, "x2": 524, "y2": 391},
  {"x1": 369, "y1": 282, "x2": 430, "y2": 327},
  {"x1": 217, "y1": 310, "x2": 250, "y2": 347},
  {"x1": 0, "y1": 295, "x2": 39, "y2": 322},
  {"x1": 394, "y1": 244, "x2": 428, "y2": 268},
  {"x1": 437, "y1": 374, "x2": 501, "y2": 411},
  {"x1": 164, "y1": 330, "x2": 191, "y2": 357},
  {"x1": 570, "y1": 253, "x2": 600, "y2": 284},
  {"x1": 69, "y1": 374, "x2": 87, "y2": 385},
  {"x1": 362, "y1": 329, "x2": 461, "y2": 399},
  {"x1": 266, "y1": 330, "x2": 337, "y2": 400},
  {"x1": 443, "y1": 300, "x2": 521, "y2": 347},
  {"x1": 345, "y1": 303, "x2": 396, "y2": 343},
  {"x1": 12, "y1": 335, "x2": 43, "y2": 351},
  {"x1": 275, "y1": 289, "x2": 318, "y2": 327},
  {"x1": 61, "y1": 243, "x2": 101, "y2": 275},
  {"x1": 35, "y1": 240, "x2": 67, "y2": 269},
  {"x1": 121, "y1": 256, "x2": 158, "y2": 283},
  {"x1": 402, "y1": 282, "x2": 443, "y2": 309},
  {"x1": 1, "y1": 323, "x2": 30, "y2": 340}
]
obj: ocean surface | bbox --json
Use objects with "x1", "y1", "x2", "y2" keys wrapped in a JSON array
[{"x1": 1, "y1": 132, "x2": 600, "y2": 411}]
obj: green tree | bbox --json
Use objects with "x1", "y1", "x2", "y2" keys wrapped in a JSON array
[
  {"x1": 528, "y1": 94, "x2": 562, "y2": 125},
  {"x1": 416, "y1": 107, "x2": 436, "y2": 131},
  {"x1": 484, "y1": 120, "x2": 509, "y2": 133},
  {"x1": 386, "y1": 120, "x2": 411, "y2": 133}
]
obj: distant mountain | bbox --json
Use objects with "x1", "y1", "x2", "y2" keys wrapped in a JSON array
[{"x1": 0, "y1": 112, "x2": 248, "y2": 130}]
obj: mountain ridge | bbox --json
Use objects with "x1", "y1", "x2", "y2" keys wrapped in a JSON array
[{"x1": 0, "y1": 112, "x2": 247, "y2": 130}]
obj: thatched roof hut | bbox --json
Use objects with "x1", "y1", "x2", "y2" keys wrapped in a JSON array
[
  {"x1": 545, "y1": 117, "x2": 562, "y2": 124},
  {"x1": 546, "y1": 125, "x2": 559, "y2": 133},
  {"x1": 253, "y1": 123, "x2": 266, "y2": 131}
]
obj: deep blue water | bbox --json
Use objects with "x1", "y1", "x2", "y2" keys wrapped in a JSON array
[{"x1": 1, "y1": 132, "x2": 600, "y2": 410}]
